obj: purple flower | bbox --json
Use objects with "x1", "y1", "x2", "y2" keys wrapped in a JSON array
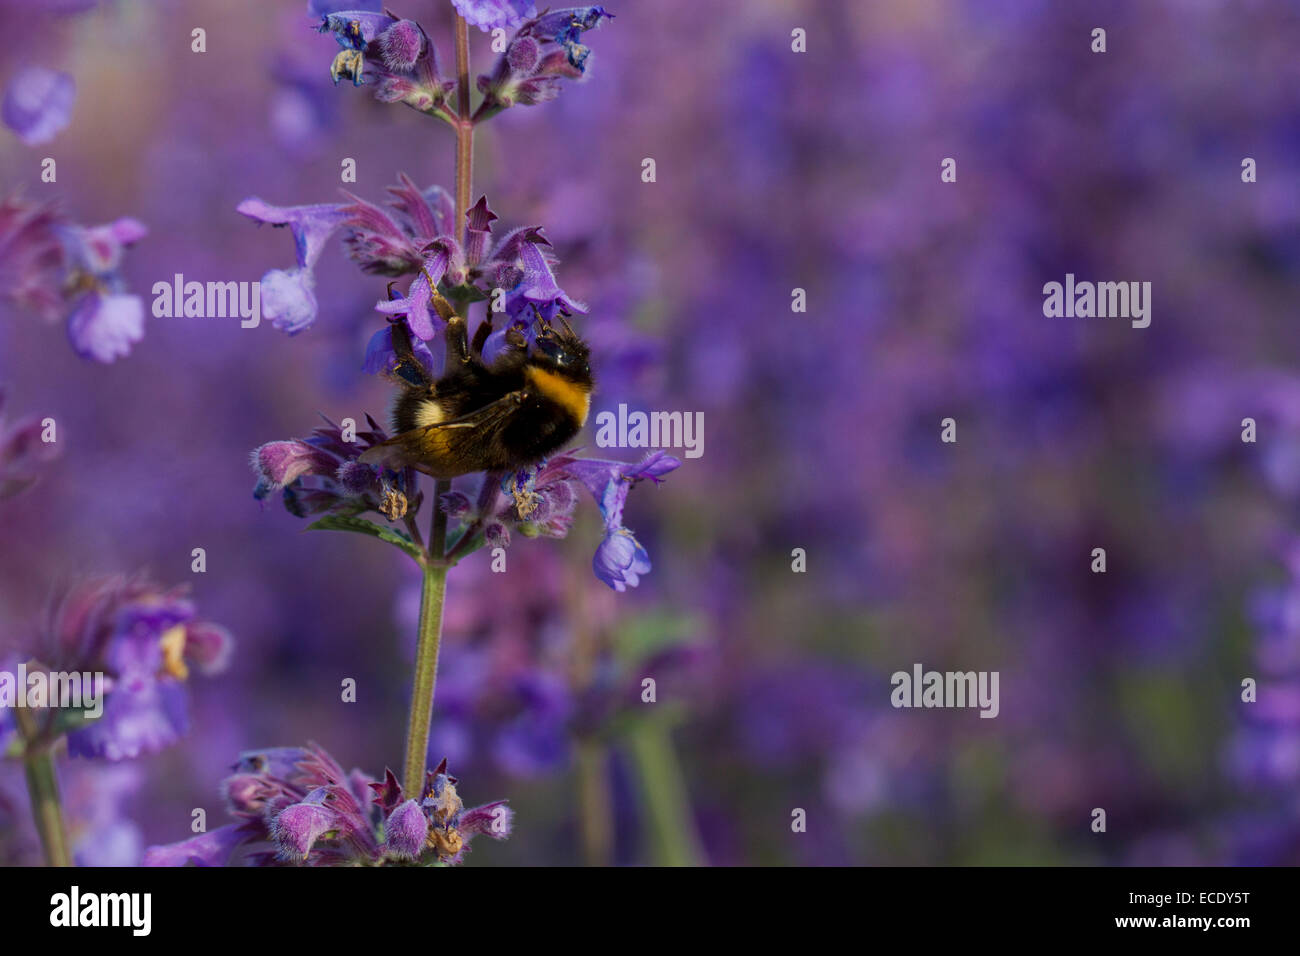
[
  {"x1": 23, "y1": 575, "x2": 234, "y2": 761},
  {"x1": 308, "y1": 0, "x2": 380, "y2": 15},
  {"x1": 462, "y1": 451, "x2": 679, "y2": 589},
  {"x1": 379, "y1": 20, "x2": 424, "y2": 73},
  {"x1": 2, "y1": 66, "x2": 74, "y2": 145},
  {"x1": 66, "y1": 292, "x2": 143, "y2": 362},
  {"x1": 318, "y1": 9, "x2": 449, "y2": 108},
  {"x1": 592, "y1": 528, "x2": 651, "y2": 592},
  {"x1": 383, "y1": 798, "x2": 429, "y2": 860},
  {"x1": 476, "y1": 5, "x2": 613, "y2": 113},
  {"x1": 140, "y1": 824, "x2": 245, "y2": 867},
  {"x1": 0, "y1": 386, "x2": 59, "y2": 499},
  {"x1": 453, "y1": 0, "x2": 537, "y2": 32},
  {"x1": 0, "y1": 195, "x2": 64, "y2": 319},
  {"x1": 144, "y1": 745, "x2": 510, "y2": 866},
  {"x1": 236, "y1": 198, "x2": 349, "y2": 333},
  {"x1": 0, "y1": 197, "x2": 148, "y2": 361},
  {"x1": 364, "y1": 316, "x2": 438, "y2": 380},
  {"x1": 547, "y1": 451, "x2": 679, "y2": 590},
  {"x1": 239, "y1": 181, "x2": 584, "y2": 342},
  {"x1": 251, "y1": 414, "x2": 418, "y2": 521}
]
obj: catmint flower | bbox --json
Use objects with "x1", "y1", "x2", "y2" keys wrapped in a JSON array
[
  {"x1": 236, "y1": 198, "x2": 349, "y2": 333},
  {"x1": 238, "y1": 177, "x2": 455, "y2": 335},
  {"x1": 0, "y1": 386, "x2": 59, "y2": 499},
  {"x1": 556, "y1": 450, "x2": 676, "y2": 587},
  {"x1": 2, "y1": 66, "x2": 74, "y2": 145},
  {"x1": 464, "y1": 451, "x2": 679, "y2": 589},
  {"x1": 0, "y1": 195, "x2": 63, "y2": 319},
  {"x1": 18, "y1": 574, "x2": 233, "y2": 761},
  {"x1": 364, "y1": 311, "x2": 439, "y2": 379},
  {"x1": 143, "y1": 745, "x2": 510, "y2": 866},
  {"x1": 378, "y1": 19, "x2": 423, "y2": 73},
  {"x1": 477, "y1": 6, "x2": 613, "y2": 115},
  {"x1": 0, "y1": 196, "x2": 148, "y2": 361},
  {"x1": 240, "y1": 180, "x2": 583, "y2": 340},
  {"x1": 318, "y1": 9, "x2": 450, "y2": 112},
  {"x1": 553, "y1": 451, "x2": 678, "y2": 590},
  {"x1": 453, "y1": 0, "x2": 537, "y2": 32},
  {"x1": 383, "y1": 798, "x2": 429, "y2": 860},
  {"x1": 251, "y1": 414, "x2": 419, "y2": 521}
]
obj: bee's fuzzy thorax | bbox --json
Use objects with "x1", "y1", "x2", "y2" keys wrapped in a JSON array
[{"x1": 524, "y1": 364, "x2": 592, "y2": 428}]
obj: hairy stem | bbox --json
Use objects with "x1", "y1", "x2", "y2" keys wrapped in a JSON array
[
  {"x1": 628, "y1": 721, "x2": 705, "y2": 867},
  {"x1": 401, "y1": 559, "x2": 449, "y2": 797},
  {"x1": 16, "y1": 708, "x2": 71, "y2": 868},
  {"x1": 399, "y1": 11, "x2": 475, "y2": 799},
  {"x1": 453, "y1": 12, "x2": 473, "y2": 229}
]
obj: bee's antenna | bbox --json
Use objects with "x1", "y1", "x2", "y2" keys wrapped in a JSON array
[{"x1": 558, "y1": 316, "x2": 576, "y2": 338}]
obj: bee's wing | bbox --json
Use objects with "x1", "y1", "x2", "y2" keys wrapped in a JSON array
[{"x1": 358, "y1": 390, "x2": 525, "y2": 478}]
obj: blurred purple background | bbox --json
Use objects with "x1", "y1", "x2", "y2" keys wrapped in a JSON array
[{"x1": 3, "y1": 0, "x2": 1300, "y2": 865}]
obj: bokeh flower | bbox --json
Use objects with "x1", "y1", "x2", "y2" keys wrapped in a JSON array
[
  {"x1": 0, "y1": 386, "x2": 58, "y2": 499},
  {"x1": 15, "y1": 574, "x2": 233, "y2": 761},
  {"x1": 2, "y1": 66, "x2": 74, "y2": 145},
  {"x1": 143, "y1": 745, "x2": 510, "y2": 866},
  {"x1": 0, "y1": 196, "x2": 147, "y2": 361}
]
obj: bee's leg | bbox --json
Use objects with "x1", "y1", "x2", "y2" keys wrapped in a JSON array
[
  {"x1": 471, "y1": 315, "x2": 493, "y2": 355},
  {"x1": 389, "y1": 317, "x2": 434, "y2": 387},
  {"x1": 493, "y1": 326, "x2": 530, "y2": 371},
  {"x1": 443, "y1": 314, "x2": 471, "y2": 366},
  {"x1": 425, "y1": 280, "x2": 471, "y2": 366}
]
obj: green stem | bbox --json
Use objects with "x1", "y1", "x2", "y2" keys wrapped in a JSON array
[
  {"x1": 401, "y1": 559, "x2": 449, "y2": 797},
  {"x1": 16, "y1": 709, "x2": 72, "y2": 867},
  {"x1": 453, "y1": 13, "x2": 473, "y2": 227},
  {"x1": 575, "y1": 740, "x2": 614, "y2": 866},
  {"x1": 398, "y1": 10, "x2": 476, "y2": 800},
  {"x1": 627, "y1": 722, "x2": 705, "y2": 867}
]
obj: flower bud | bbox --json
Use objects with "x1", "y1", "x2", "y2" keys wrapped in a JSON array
[{"x1": 379, "y1": 20, "x2": 425, "y2": 73}]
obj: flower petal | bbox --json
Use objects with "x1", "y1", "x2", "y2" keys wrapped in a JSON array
[
  {"x1": 66, "y1": 293, "x2": 144, "y2": 363},
  {"x1": 259, "y1": 267, "x2": 317, "y2": 334},
  {"x1": 142, "y1": 824, "x2": 245, "y2": 867}
]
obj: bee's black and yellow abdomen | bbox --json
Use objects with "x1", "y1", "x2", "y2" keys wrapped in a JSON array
[{"x1": 370, "y1": 330, "x2": 595, "y2": 479}]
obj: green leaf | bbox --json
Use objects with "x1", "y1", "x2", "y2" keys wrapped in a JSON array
[{"x1": 306, "y1": 515, "x2": 425, "y2": 562}]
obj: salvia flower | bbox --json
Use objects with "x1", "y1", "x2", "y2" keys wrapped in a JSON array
[
  {"x1": 143, "y1": 745, "x2": 510, "y2": 866},
  {"x1": 0, "y1": 386, "x2": 59, "y2": 499},
  {"x1": 251, "y1": 413, "x2": 419, "y2": 521},
  {"x1": 20, "y1": 574, "x2": 233, "y2": 761},
  {"x1": 0, "y1": 195, "x2": 148, "y2": 362},
  {"x1": 2, "y1": 66, "x2": 74, "y2": 145}
]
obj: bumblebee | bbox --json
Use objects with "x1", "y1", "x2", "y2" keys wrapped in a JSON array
[{"x1": 360, "y1": 290, "x2": 593, "y2": 479}]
